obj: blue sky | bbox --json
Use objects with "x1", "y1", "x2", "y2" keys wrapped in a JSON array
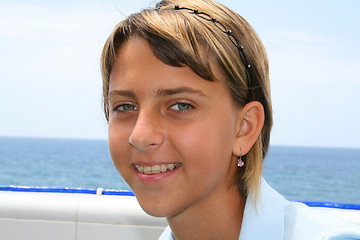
[{"x1": 0, "y1": 0, "x2": 359, "y2": 148}]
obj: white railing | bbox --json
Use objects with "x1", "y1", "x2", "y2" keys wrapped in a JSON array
[{"x1": 0, "y1": 187, "x2": 359, "y2": 240}]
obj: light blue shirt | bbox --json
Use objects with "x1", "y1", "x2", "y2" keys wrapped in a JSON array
[{"x1": 159, "y1": 178, "x2": 360, "y2": 240}]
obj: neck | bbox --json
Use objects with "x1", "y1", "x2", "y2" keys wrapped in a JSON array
[{"x1": 167, "y1": 184, "x2": 245, "y2": 240}]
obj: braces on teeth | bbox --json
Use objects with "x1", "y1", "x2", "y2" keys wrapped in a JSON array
[{"x1": 134, "y1": 163, "x2": 181, "y2": 174}]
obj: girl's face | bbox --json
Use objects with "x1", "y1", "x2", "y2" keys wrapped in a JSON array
[{"x1": 108, "y1": 37, "x2": 241, "y2": 218}]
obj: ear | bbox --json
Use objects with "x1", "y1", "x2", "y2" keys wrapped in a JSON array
[{"x1": 232, "y1": 101, "x2": 265, "y2": 156}]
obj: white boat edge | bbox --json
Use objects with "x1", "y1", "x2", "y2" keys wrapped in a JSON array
[{"x1": 0, "y1": 190, "x2": 359, "y2": 240}]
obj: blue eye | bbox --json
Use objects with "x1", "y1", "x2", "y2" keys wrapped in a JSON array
[
  {"x1": 170, "y1": 103, "x2": 193, "y2": 111},
  {"x1": 117, "y1": 104, "x2": 137, "y2": 111}
]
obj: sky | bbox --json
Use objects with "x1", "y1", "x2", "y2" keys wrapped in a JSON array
[{"x1": 0, "y1": 0, "x2": 359, "y2": 148}]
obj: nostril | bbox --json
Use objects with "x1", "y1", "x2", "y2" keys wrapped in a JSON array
[
  {"x1": 128, "y1": 122, "x2": 164, "y2": 151},
  {"x1": 129, "y1": 135, "x2": 164, "y2": 151}
]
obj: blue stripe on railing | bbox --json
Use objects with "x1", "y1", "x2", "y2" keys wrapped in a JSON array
[
  {"x1": 299, "y1": 201, "x2": 360, "y2": 210},
  {"x1": 1, "y1": 186, "x2": 359, "y2": 209},
  {"x1": 0, "y1": 185, "x2": 135, "y2": 196},
  {"x1": 103, "y1": 189, "x2": 135, "y2": 196}
]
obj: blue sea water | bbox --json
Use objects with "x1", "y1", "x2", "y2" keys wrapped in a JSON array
[{"x1": 0, "y1": 136, "x2": 359, "y2": 204}]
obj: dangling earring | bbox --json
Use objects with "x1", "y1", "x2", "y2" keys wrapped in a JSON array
[{"x1": 237, "y1": 149, "x2": 244, "y2": 168}]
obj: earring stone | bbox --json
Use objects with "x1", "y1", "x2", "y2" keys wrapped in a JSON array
[{"x1": 237, "y1": 156, "x2": 244, "y2": 167}]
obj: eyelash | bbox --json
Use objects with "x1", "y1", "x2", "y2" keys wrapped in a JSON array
[
  {"x1": 113, "y1": 104, "x2": 138, "y2": 112},
  {"x1": 169, "y1": 102, "x2": 194, "y2": 112},
  {"x1": 112, "y1": 102, "x2": 194, "y2": 113}
]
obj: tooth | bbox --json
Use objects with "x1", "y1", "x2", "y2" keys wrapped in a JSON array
[
  {"x1": 135, "y1": 165, "x2": 144, "y2": 173},
  {"x1": 143, "y1": 166, "x2": 151, "y2": 174},
  {"x1": 167, "y1": 164, "x2": 174, "y2": 170},
  {"x1": 160, "y1": 164, "x2": 167, "y2": 172},
  {"x1": 151, "y1": 165, "x2": 161, "y2": 173}
]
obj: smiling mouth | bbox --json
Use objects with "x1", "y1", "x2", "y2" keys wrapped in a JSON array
[{"x1": 134, "y1": 163, "x2": 182, "y2": 175}]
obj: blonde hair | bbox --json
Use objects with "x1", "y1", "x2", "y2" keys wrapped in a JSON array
[{"x1": 101, "y1": 0, "x2": 272, "y2": 201}]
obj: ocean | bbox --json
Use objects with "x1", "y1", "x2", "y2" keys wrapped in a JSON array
[{"x1": 0, "y1": 136, "x2": 359, "y2": 204}]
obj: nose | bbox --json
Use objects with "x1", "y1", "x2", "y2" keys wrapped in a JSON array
[{"x1": 129, "y1": 111, "x2": 164, "y2": 151}]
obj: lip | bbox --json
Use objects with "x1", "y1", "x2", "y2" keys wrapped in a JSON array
[{"x1": 132, "y1": 162, "x2": 182, "y2": 183}]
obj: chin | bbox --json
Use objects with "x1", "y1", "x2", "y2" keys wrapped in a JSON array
[
  {"x1": 134, "y1": 193, "x2": 180, "y2": 218},
  {"x1": 141, "y1": 206, "x2": 169, "y2": 218},
  {"x1": 137, "y1": 200, "x2": 173, "y2": 218}
]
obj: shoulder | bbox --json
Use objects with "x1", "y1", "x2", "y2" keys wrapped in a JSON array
[{"x1": 283, "y1": 200, "x2": 360, "y2": 240}]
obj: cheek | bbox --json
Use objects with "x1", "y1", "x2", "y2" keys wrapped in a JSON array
[
  {"x1": 172, "y1": 115, "x2": 235, "y2": 167},
  {"x1": 108, "y1": 121, "x2": 131, "y2": 173},
  {"x1": 168, "y1": 119, "x2": 236, "y2": 200}
]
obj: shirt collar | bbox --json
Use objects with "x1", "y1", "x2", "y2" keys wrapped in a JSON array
[{"x1": 239, "y1": 178, "x2": 286, "y2": 240}]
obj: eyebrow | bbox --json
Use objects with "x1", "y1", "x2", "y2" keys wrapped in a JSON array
[
  {"x1": 156, "y1": 87, "x2": 207, "y2": 97},
  {"x1": 108, "y1": 90, "x2": 136, "y2": 99},
  {"x1": 109, "y1": 87, "x2": 207, "y2": 99}
]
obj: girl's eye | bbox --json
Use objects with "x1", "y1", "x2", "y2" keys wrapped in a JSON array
[
  {"x1": 116, "y1": 104, "x2": 137, "y2": 111},
  {"x1": 170, "y1": 102, "x2": 193, "y2": 111}
]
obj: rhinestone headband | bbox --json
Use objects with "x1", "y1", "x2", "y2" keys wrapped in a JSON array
[{"x1": 156, "y1": 5, "x2": 253, "y2": 97}]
